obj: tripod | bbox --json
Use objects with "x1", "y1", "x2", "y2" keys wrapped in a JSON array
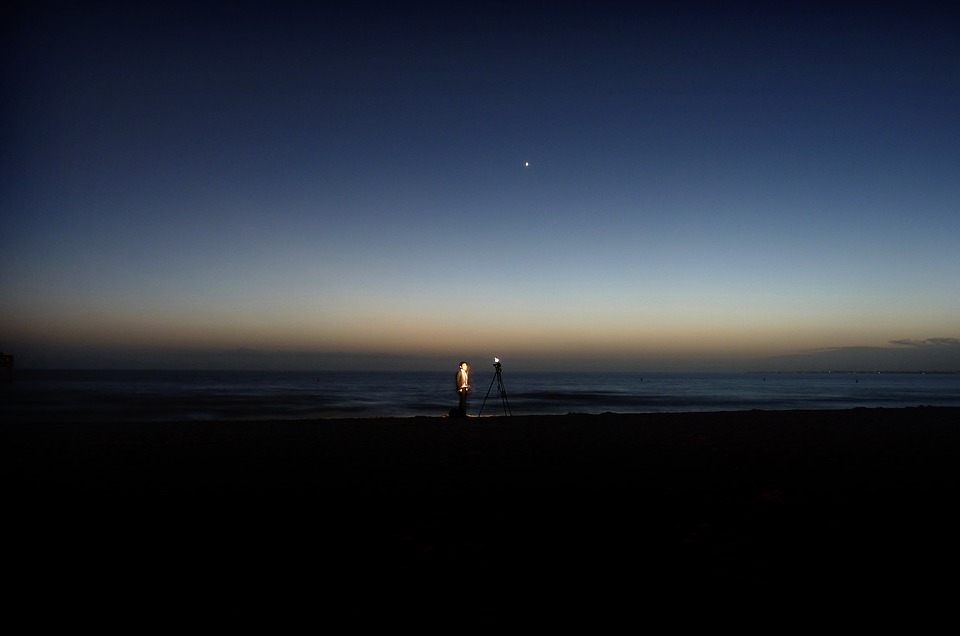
[{"x1": 478, "y1": 359, "x2": 512, "y2": 416}]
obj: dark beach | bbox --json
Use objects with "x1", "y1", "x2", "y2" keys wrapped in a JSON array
[{"x1": 6, "y1": 407, "x2": 959, "y2": 623}]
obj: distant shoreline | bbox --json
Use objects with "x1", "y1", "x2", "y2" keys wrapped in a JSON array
[
  {"x1": 5, "y1": 405, "x2": 959, "y2": 425},
  {"x1": 6, "y1": 367, "x2": 959, "y2": 374}
]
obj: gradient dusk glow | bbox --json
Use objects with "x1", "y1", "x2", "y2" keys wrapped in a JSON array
[{"x1": 2, "y1": 2, "x2": 958, "y2": 371}]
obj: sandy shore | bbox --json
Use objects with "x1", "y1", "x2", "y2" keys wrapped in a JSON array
[{"x1": 6, "y1": 407, "x2": 959, "y2": 621}]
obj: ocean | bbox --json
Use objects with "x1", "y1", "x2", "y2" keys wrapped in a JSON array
[{"x1": 2, "y1": 369, "x2": 959, "y2": 422}]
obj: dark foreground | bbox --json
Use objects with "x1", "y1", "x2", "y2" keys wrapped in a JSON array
[{"x1": 6, "y1": 407, "x2": 959, "y2": 625}]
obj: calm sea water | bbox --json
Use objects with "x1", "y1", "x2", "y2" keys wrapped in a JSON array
[{"x1": 2, "y1": 369, "x2": 959, "y2": 422}]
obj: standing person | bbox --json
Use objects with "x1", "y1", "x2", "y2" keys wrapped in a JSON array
[{"x1": 455, "y1": 361, "x2": 470, "y2": 417}]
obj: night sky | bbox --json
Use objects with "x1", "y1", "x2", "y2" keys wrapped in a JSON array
[{"x1": 3, "y1": 1, "x2": 958, "y2": 371}]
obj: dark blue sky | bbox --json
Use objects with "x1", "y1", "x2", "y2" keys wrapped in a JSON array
[{"x1": 3, "y1": 1, "x2": 959, "y2": 371}]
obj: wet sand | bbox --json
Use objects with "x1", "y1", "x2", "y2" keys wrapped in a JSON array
[{"x1": 6, "y1": 407, "x2": 959, "y2": 622}]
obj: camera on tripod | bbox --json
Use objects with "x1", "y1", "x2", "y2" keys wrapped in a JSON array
[{"x1": 480, "y1": 356, "x2": 512, "y2": 417}]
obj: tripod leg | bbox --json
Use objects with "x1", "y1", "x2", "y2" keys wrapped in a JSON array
[
  {"x1": 478, "y1": 372, "x2": 498, "y2": 417},
  {"x1": 496, "y1": 374, "x2": 512, "y2": 416}
]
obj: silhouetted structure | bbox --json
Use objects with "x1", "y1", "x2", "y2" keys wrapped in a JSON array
[
  {"x1": 1, "y1": 352, "x2": 13, "y2": 383},
  {"x1": 479, "y1": 358, "x2": 512, "y2": 416}
]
